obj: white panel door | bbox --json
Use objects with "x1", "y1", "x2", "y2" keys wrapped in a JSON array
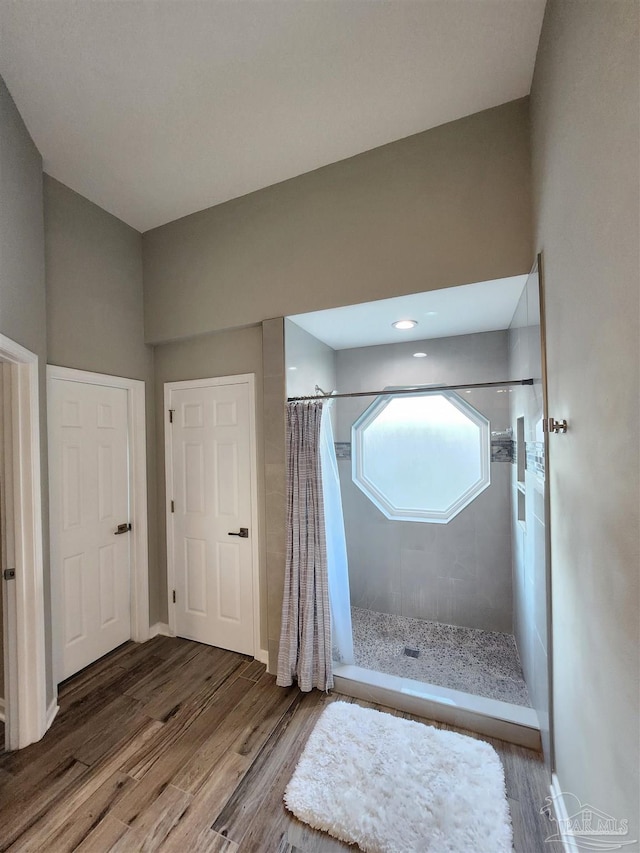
[
  {"x1": 169, "y1": 381, "x2": 254, "y2": 654},
  {"x1": 49, "y1": 379, "x2": 131, "y2": 680}
]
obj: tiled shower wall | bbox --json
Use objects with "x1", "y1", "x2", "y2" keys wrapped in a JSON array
[
  {"x1": 262, "y1": 318, "x2": 287, "y2": 673},
  {"x1": 335, "y1": 331, "x2": 514, "y2": 634},
  {"x1": 284, "y1": 319, "x2": 336, "y2": 400}
]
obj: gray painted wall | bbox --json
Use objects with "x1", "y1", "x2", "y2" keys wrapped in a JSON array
[
  {"x1": 44, "y1": 176, "x2": 151, "y2": 381},
  {"x1": 335, "y1": 332, "x2": 513, "y2": 634},
  {"x1": 148, "y1": 101, "x2": 535, "y2": 673},
  {"x1": 43, "y1": 176, "x2": 159, "y2": 624},
  {"x1": 143, "y1": 99, "x2": 533, "y2": 344},
  {"x1": 0, "y1": 77, "x2": 52, "y2": 704},
  {"x1": 531, "y1": 0, "x2": 639, "y2": 840},
  {"x1": 152, "y1": 325, "x2": 266, "y2": 642}
]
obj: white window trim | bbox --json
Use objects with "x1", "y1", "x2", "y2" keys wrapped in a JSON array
[{"x1": 352, "y1": 390, "x2": 491, "y2": 524}]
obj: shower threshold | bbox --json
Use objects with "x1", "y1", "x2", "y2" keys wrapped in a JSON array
[{"x1": 332, "y1": 663, "x2": 541, "y2": 749}]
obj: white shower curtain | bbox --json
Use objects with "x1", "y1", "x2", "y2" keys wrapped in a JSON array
[{"x1": 320, "y1": 403, "x2": 355, "y2": 666}]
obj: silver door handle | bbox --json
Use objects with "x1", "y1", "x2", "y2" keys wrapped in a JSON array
[
  {"x1": 114, "y1": 523, "x2": 132, "y2": 535},
  {"x1": 228, "y1": 527, "x2": 249, "y2": 538}
]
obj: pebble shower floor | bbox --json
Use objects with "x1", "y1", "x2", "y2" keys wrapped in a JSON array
[{"x1": 350, "y1": 606, "x2": 531, "y2": 706}]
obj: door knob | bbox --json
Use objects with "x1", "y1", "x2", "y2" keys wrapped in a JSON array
[
  {"x1": 114, "y1": 523, "x2": 132, "y2": 535},
  {"x1": 543, "y1": 418, "x2": 568, "y2": 434},
  {"x1": 228, "y1": 527, "x2": 249, "y2": 538}
]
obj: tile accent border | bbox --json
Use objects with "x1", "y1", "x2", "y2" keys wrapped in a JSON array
[
  {"x1": 526, "y1": 440, "x2": 546, "y2": 478},
  {"x1": 334, "y1": 441, "x2": 351, "y2": 460},
  {"x1": 491, "y1": 437, "x2": 515, "y2": 463},
  {"x1": 339, "y1": 438, "x2": 515, "y2": 463}
]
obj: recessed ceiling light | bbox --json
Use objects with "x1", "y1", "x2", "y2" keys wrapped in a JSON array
[
  {"x1": 392, "y1": 319, "x2": 418, "y2": 330},
  {"x1": 413, "y1": 352, "x2": 427, "y2": 358},
  {"x1": 425, "y1": 311, "x2": 438, "y2": 317},
  {"x1": 288, "y1": 366, "x2": 297, "y2": 371}
]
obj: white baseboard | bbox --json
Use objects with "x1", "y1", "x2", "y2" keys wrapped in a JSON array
[
  {"x1": 549, "y1": 774, "x2": 580, "y2": 853},
  {"x1": 149, "y1": 622, "x2": 174, "y2": 639},
  {"x1": 149, "y1": 625, "x2": 266, "y2": 669},
  {"x1": 46, "y1": 697, "x2": 59, "y2": 731},
  {"x1": 1, "y1": 697, "x2": 57, "y2": 734}
]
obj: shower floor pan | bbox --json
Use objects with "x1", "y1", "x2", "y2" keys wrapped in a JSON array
[
  {"x1": 351, "y1": 607, "x2": 530, "y2": 706},
  {"x1": 332, "y1": 608, "x2": 540, "y2": 749}
]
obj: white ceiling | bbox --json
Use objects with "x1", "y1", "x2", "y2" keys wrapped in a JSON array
[
  {"x1": 0, "y1": 1, "x2": 545, "y2": 232},
  {"x1": 288, "y1": 276, "x2": 528, "y2": 350}
]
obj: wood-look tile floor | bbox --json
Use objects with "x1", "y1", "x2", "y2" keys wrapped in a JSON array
[{"x1": 0, "y1": 637, "x2": 561, "y2": 852}]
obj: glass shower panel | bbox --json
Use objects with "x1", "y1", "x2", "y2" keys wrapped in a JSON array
[{"x1": 508, "y1": 256, "x2": 553, "y2": 764}]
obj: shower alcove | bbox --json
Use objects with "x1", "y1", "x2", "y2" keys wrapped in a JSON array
[{"x1": 280, "y1": 271, "x2": 551, "y2": 751}]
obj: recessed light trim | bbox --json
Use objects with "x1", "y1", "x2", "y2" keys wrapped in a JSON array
[
  {"x1": 392, "y1": 319, "x2": 418, "y2": 330},
  {"x1": 413, "y1": 352, "x2": 427, "y2": 358}
]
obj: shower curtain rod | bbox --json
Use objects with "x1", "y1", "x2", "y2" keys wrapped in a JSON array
[{"x1": 287, "y1": 378, "x2": 534, "y2": 402}]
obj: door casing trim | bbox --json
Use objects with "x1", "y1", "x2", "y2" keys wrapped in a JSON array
[
  {"x1": 47, "y1": 365, "x2": 150, "y2": 686},
  {"x1": 0, "y1": 333, "x2": 47, "y2": 750},
  {"x1": 164, "y1": 373, "x2": 263, "y2": 660}
]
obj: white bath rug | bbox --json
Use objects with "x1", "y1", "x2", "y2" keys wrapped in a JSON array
[{"x1": 284, "y1": 701, "x2": 513, "y2": 853}]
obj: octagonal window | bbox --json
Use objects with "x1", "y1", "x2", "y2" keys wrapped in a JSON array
[{"x1": 352, "y1": 391, "x2": 490, "y2": 523}]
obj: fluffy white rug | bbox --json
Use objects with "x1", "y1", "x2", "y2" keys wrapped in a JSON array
[{"x1": 284, "y1": 701, "x2": 513, "y2": 853}]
